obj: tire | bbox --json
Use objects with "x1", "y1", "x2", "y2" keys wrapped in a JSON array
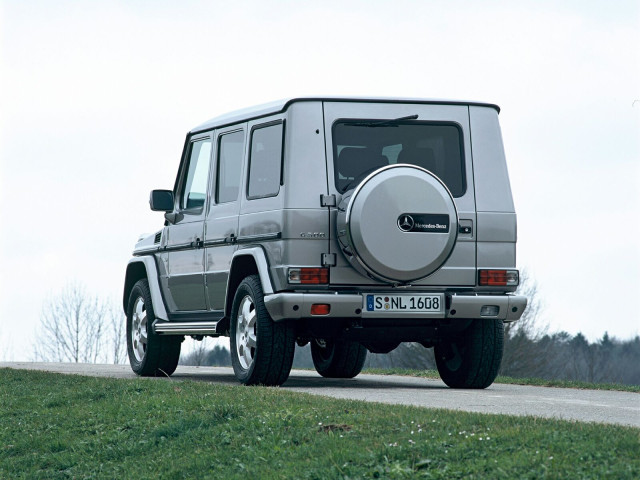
[
  {"x1": 311, "y1": 339, "x2": 367, "y2": 379},
  {"x1": 126, "y1": 279, "x2": 181, "y2": 377},
  {"x1": 230, "y1": 275, "x2": 295, "y2": 386},
  {"x1": 434, "y1": 319, "x2": 504, "y2": 389}
]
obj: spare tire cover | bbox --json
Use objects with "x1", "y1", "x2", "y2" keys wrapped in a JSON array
[{"x1": 337, "y1": 164, "x2": 458, "y2": 283}]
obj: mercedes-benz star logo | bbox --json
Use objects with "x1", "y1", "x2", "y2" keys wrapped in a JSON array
[{"x1": 397, "y1": 214, "x2": 414, "y2": 232}]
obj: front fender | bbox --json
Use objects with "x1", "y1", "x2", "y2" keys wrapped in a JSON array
[{"x1": 123, "y1": 256, "x2": 169, "y2": 321}]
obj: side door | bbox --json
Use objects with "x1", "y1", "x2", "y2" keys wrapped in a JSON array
[
  {"x1": 165, "y1": 133, "x2": 212, "y2": 311},
  {"x1": 204, "y1": 127, "x2": 246, "y2": 310}
]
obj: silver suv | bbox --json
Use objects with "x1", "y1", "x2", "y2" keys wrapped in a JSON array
[{"x1": 123, "y1": 97, "x2": 527, "y2": 388}]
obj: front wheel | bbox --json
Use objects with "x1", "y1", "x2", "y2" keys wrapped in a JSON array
[
  {"x1": 311, "y1": 339, "x2": 367, "y2": 378},
  {"x1": 434, "y1": 319, "x2": 504, "y2": 389},
  {"x1": 126, "y1": 279, "x2": 181, "y2": 377},
  {"x1": 230, "y1": 275, "x2": 295, "y2": 386}
]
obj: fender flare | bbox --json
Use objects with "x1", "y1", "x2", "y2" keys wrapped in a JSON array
[
  {"x1": 224, "y1": 247, "x2": 274, "y2": 317},
  {"x1": 123, "y1": 256, "x2": 169, "y2": 321}
]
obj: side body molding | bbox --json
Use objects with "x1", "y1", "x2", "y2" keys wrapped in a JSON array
[{"x1": 123, "y1": 256, "x2": 169, "y2": 321}]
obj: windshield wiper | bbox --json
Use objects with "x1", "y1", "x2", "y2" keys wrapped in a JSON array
[{"x1": 349, "y1": 114, "x2": 419, "y2": 128}]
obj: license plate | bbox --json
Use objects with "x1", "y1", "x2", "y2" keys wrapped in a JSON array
[{"x1": 365, "y1": 294, "x2": 443, "y2": 313}]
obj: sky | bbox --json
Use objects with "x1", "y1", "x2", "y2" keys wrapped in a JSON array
[{"x1": 1, "y1": 0, "x2": 639, "y2": 361}]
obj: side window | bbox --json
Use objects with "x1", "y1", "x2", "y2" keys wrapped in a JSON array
[
  {"x1": 216, "y1": 130, "x2": 245, "y2": 204},
  {"x1": 181, "y1": 138, "x2": 212, "y2": 210},
  {"x1": 247, "y1": 123, "x2": 283, "y2": 199}
]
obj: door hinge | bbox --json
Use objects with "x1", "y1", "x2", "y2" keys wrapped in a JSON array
[
  {"x1": 320, "y1": 194, "x2": 336, "y2": 207},
  {"x1": 322, "y1": 253, "x2": 337, "y2": 267}
]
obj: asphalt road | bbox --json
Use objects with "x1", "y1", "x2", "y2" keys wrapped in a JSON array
[{"x1": 2, "y1": 362, "x2": 638, "y2": 428}]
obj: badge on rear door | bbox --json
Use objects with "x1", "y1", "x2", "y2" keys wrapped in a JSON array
[{"x1": 397, "y1": 214, "x2": 450, "y2": 233}]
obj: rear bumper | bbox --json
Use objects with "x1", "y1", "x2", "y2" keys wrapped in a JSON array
[{"x1": 264, "y1": 292, "x2": 527, "y2": 322}]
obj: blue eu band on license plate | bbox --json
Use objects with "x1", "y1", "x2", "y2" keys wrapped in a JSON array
[{"x1": 365, "y1": 294, "x2": 443, "y2": 313}]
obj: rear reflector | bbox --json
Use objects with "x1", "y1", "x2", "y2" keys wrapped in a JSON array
[
  {"x1": 310, "y1": 304, "x2": 331, "y2": 315},
  {"x1": 288, "y1": 268, "x2": 329, "y2": 284},
  {"x1": 478, "y1": 269, "x2": 519, "y2": 286}
]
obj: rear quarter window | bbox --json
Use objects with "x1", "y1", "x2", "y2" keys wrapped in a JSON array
[
  {"x1": 247, "y1": 122, "x2": 284, "y2": 199},
  {"x1": 216, "y1": 130, "x2": 245, "y2": 204}
]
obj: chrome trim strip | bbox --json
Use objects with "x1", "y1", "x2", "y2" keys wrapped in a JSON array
[{"x1": 153, "y1": 321, "x2": 219, "y2": 335}]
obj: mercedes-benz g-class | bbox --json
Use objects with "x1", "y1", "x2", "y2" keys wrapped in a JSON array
[{"x1": 123, "y1": 97, "x2": 527, "y2": 388}]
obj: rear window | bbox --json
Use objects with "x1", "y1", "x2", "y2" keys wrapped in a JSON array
[{"x1": 332, "y1": 121, "x2": 465, "y2": 196}]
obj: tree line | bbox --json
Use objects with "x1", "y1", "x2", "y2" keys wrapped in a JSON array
[{"x1": 180, "y1": 333, "x2": 640, "y2": 386}]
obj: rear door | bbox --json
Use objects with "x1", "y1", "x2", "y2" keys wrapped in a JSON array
[
  {"x1": 323, "y1": 101, "x2": 476, "y2": 287},
  {"x1": 204, "y1": 126, "x2": 245, "y2": 311}
]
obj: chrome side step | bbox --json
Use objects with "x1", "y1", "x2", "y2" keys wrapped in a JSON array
[{"x1": 153, "y1": 321, "x2": 219, "y2": 335}]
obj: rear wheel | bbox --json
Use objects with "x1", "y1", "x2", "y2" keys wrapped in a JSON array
[
  {"x1": 311, "y1": 339, "x2": 367, "y2": 378},
  {"x1": 230, "y1": 275, "x2": 295, "y2": 386},
  {"x1": 434, "y1": 319, "x2": 504, "y2": 389},
  {"x1": 127, "y1": 279, "x2": 181, "y2": 377}
]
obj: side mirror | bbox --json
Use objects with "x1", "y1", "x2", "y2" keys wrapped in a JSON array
[{"x1": 149, "y1": 189, "x2": 174, "y2": 212}]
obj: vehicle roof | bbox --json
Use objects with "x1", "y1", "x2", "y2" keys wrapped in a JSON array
[{"x1": 190, "y1": 96, "x2": 500, "y2": 133}]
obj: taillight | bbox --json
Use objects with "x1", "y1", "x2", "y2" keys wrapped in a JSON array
[
  {"x1": 288, "y1": 268, "x2": 329, "y2": 284},
  {"x1": 478, "y1": 269, "x2": 519, "y2": 286}
]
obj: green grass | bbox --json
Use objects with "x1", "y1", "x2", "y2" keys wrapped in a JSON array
[
  {"x1": 1, "y1": 369, "x2": 638, "y2": 479},
  {"x1": 362, "y1": 368, "x2": 640, "y2": 393}
]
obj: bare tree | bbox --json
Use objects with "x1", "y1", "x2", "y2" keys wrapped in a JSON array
[
  {"x1": 500, "y1": 269, "x2": 551, "y2": 377},
  {"x1": 34, "y1": 283, "x2": 109, "y2": 363},
  {"x1": 504, "y1": 268, "x2": 546, "y2": 340},
  {"x1": 180, "y1": 337, "x2": 212, "y2": 366},
  {"x1": 0, "y1": 324, "x2": 15, "y2": 361},
  {"x1": 108, "y1": 303, "x2": 127, "y2": 364},
  {"x1": 191, "y1": 337, "x2": 210, "y2": 366}
]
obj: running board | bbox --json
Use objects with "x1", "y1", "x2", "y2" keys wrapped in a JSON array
[{"x1": 153, "y1": 321, "x2": 220, "y2": 335}]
